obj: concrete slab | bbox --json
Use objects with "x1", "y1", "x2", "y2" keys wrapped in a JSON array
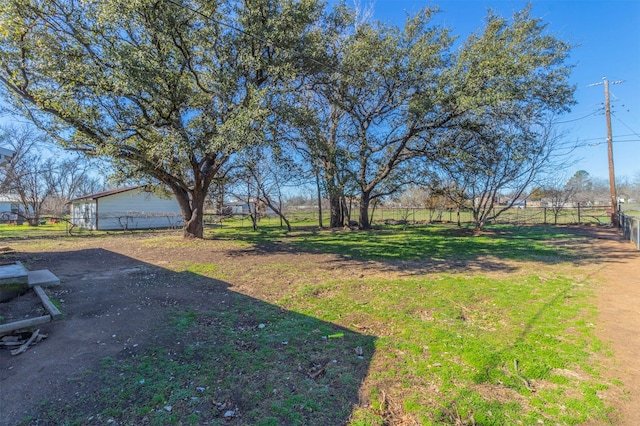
[
  {"x1": 28, "y1": 270, "x2": 61, "y2": 288},
  {"x1": 0, "y1": 261, "x2": 28, "y2": 285},
  {"x1": 33, "y1": 285, "x2": 63, "y2": 320},
  {"x1": 0, "y1": 261, "x2": 29, "y2": 302}
]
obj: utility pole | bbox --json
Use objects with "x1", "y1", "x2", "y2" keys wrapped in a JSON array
[
  {"x1": 604, "y1": 77, "x2": 618, "y2": 226},
  {"x1": 589, "y1": 77, "x2": 624, "y2": 226}
]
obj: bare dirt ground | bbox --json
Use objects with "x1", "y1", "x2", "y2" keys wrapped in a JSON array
[
  {"x1": 584, "y1": 228, "x2": 640, "y2": 425},
  {"x1": 0, "y1": 226, "x2": 638, "y2": 425}
]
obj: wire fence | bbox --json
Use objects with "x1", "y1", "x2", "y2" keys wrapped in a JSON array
[
  {"x1": 620, "y1": 212, "x2": 640, "y2": 250},
  {"x1": 69, "y1": 211, "x2": 184, "y2": 231},
  {"x1": 1, "y1": 205, "x2": 638, "y2": 251},
  {"x1": 0, "y1": 211, "x2": 184, "y2": 239},
  {"x1": 368, "y1": 205, "x2": 613, "y2": 226}
]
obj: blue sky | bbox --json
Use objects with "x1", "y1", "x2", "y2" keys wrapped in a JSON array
[
  {"x1": 335, "y1": 0, "x2": 640, "y2": 182},
  {"x1": 1, "y1": 1, "x2": 637, "y2": 184}
]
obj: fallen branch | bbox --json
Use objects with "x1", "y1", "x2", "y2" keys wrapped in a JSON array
[
  {"x1": 11, "y1": 329, "x2": 40, "y2": 355},
  {"x1": 513, "y1": 359, "x2": 536, "y2": 392},
  {"x1": 0, "y1": 341, "x2": 23, "y2": 347},
  {"x1": 307, "y1": 361, "x2": 327, "y2": 379}
]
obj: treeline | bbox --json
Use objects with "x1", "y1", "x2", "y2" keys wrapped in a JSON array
[
  {"x1": 0, "y1": 0, "x2": 575, "y2": 236},
  {"x1": 0, "y1": 126, "x2": 103, "y2": 225}
]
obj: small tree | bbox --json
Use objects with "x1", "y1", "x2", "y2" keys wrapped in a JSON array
[
  {"x1": 0, "y1": 126, "x2": 54, "y2": 224},
  {"x1": 528, "y1": 187, "x2": 545, "y2": 202},
  {"x1": 241, "y1": 147, "x2": 305, "y2": 232},
  {"x1": 434, "y1": 121, "x2": 563, "y2": 230},
  {"x1": 565, "y1": 170, "x2": 593, "y2": 203},
  {"x1": 10, "y1": 154, "x2": 54, "y2": 225},
  {"x1": 228, "y1": 167, "x2": 261, "y2": 232},
  {"x1": 540, "y1": 178, "x2": 576, "y2": 224},
  {"x1": 43, "y1": 156, "x2": 104, "y2": 216}
]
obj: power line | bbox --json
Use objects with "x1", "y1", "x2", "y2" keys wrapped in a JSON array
[
  {"x1": 611, "y1": 112, "x2": 640, "y2": 139},
  {"x1": 580, "y1": 139, "x2": 640, "y2": 147},
  {"x1": 579, "y1": 133, "x2": 636, "y2": 141},
  {"x1": 555, "y1": 133, "x2": 638, "y2": 147},
  {"x1": 555, "y1": 110, "x2": 601, "y2": 124}
]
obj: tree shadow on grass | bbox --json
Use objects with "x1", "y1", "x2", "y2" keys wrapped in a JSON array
[
  {"x1": 218, "y1": 224, "x2": 637, "y2": 276},
  {"x1": 434, "y1": 278, "x2": 611, "y2": 425},
  {"x1": 0, "y1": 248, "x2": 376, "y2": 426}
]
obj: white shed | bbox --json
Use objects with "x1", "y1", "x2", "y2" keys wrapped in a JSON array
[
  {"x1": 0, "y1": 194, "x2": 24, "y2": 224},
  {"x1": 69, "y1": 187, "x2": 182, "y2": 231}
]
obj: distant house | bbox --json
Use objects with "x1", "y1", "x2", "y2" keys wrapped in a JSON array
[
  {"x1": 225, "y1": 201, "x2": 251, "y2": 215},
  {"x1": 0, "y1": 194, "x2": 25, "y2": 224},
  {"x1": 224, "y1": 199, "x2": 274, "y2": 217},
  {"x1": 69, "y1": 187, "x2": 182, "y2": 231}
]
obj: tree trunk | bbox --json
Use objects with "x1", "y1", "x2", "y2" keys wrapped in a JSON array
[
  {"x1": 329, "y1": 192, "x2": 343, "y2": 228},
  {"x1": 359, "y1": 191, "x2": 371, "y2": 230},
  {"x1": 345, "y1": 196, "x2": 352, "y2": 224},
  {"x1": 472, "y1": 208, "x2": 483, "y2": 231},
  {"x1": 315, "y1": 170, "x2": 323, "y2": 229},
  {"x1": 173, "y1": 188, "x2": 205, "y2": 239},
  {"x1": 183, "y1": 207, "x2": 204, "y2": 238},
  {"x1": 261, "y1": 196, "x2": 292, "y2": 232}
]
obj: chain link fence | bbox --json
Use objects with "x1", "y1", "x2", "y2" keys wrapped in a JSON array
[
  {"x1": 2, "y1": 205, "x2": 639, "y2": 250},
  {"x1": 620, "y1": 212, "x2": 640, "y2": 250},
  {"x1": 369, "y1": 205, "x2": 612, "y2": 226}
]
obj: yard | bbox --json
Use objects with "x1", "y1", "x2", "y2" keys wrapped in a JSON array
[{"x1": 0, "y1": 223, "x2": 638, "y2": 425}]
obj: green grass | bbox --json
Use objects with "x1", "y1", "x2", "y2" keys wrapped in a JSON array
[
  {"x1": 0, "y1": 222, "x2": 70, "y2": 238},
  {"x1": 39, "y1": 302, "x2": 374, "y2": 425},
  {"x1": 290, "y1": 224, "x2": 581, "y2": 261},
  {"x1": 212, "y1": 223, "x2": 582, "y2": 263},
  {"x1": 285, "y1": 272, "x2": 605, "y2": 424},
  {"x1": 21, "y1": 224, "x2": 617, "y2": 425}
]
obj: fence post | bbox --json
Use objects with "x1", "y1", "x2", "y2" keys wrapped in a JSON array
[
  {"x1": 577, "y1": 203, "x2": 581, "y2": 224},
  {"x1": 543, "y1": 207, "x2": 547, "y2": 224}
]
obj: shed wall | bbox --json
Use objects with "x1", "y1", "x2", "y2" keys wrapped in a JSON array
[
  {"x1": 71, "y1": 189, "x2": 182, "y2": 231},
  {"x1": 70, "y1": 200, "x2": 97, "y2": 230}
]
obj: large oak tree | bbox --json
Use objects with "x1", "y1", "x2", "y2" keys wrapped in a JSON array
[
  {"x1": 297, "y1": 6, "x2": 454, "y2": 229},
  {"x1": 0, "y1": 0, "x2": 322, "y2": 238}
]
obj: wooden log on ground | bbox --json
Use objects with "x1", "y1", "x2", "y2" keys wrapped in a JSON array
[
  {"x1": 11, "y1": 329, "x2": 40, "y2": 355},
  {"x1": 0, "y1": 315, "x2": 51, "y2": 335},
  {"x1": 33, "y1": 285, "x2": 62, "y2": 319}
]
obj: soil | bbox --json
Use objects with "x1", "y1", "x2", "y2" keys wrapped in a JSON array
[
  {"x1": 584, "y1": 227, "x2": 640, "y2": 425},
  {"x1": 0, "y1": 226, "x2": 638, "y2": 425}
]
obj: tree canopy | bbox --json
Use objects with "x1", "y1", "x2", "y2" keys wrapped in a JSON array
[
  {"x1": 0, "y1": 1, "x2": 576, "y2": 235},
  {"x1": 0, "y1": 0, "x2": 322, "y2": 237}
]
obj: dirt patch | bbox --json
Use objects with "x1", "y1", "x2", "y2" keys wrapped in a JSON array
[
  {"x1": 0, "y1": 227, "x2": 638, "y2": 425},
  {"x1": 0, "y1": 290, "x2": 47, "y2": 325},
  {"x1": 586, "y1": 228, "x2": 640, "y2": 425}
]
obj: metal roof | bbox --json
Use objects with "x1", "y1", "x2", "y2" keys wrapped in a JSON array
[
  {"x1": 0, "y1": 194, "x2": 21, "y2": 203},
  {"x1": 69, "y1": 186, "x2": 143, "y2": 202}
]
